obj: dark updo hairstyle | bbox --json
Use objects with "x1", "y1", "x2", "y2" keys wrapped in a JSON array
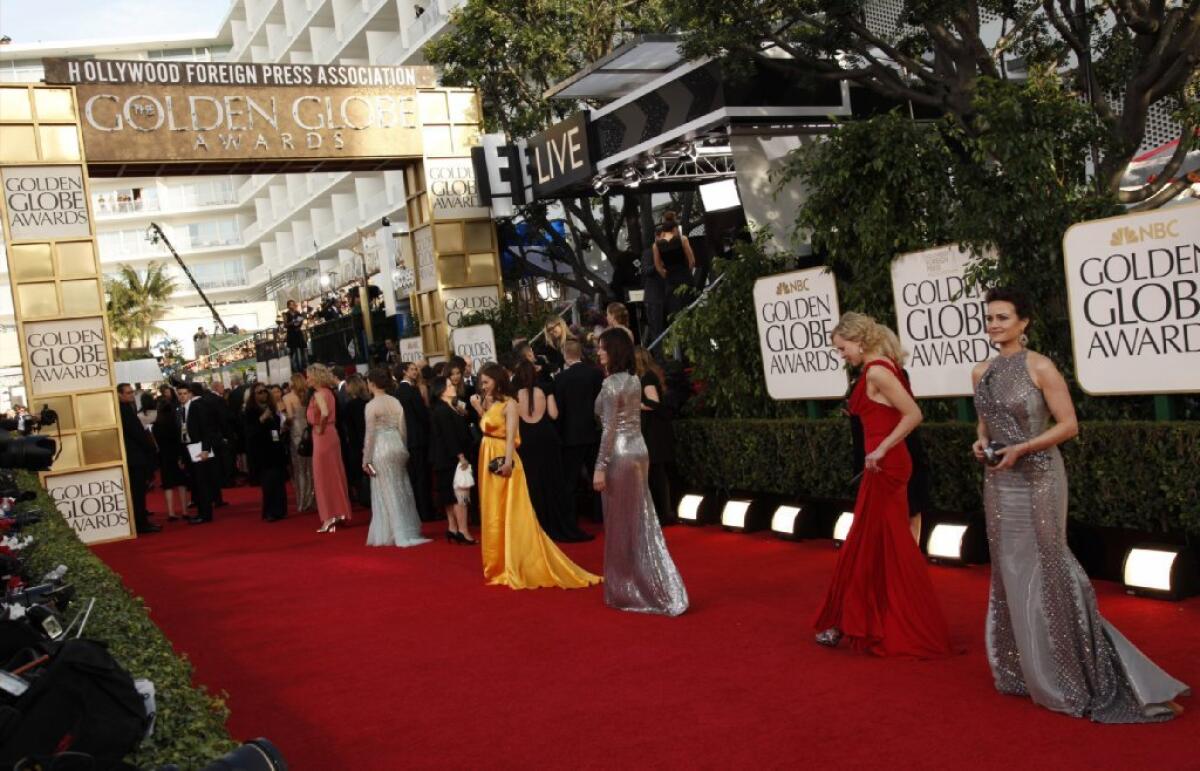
[
  {"x1": 511, "y1": 360, "x2": 539, "y2": 416},
  {"x1": 661, "y1": 209, "x2": 679, "y2": 232},
  {"x1": 984, "y1": 287, "x2": 1033, "y2": 321},
  {"x1": 366, "y1": 367, "x2": 393, "y2": 392},
  {"x1": 429, "y1": 376, "x2": 450, "y2": 402},
  {"x1": 599, "y1": 328, "x2": 636, "y2": 375},
  {"x1": 479, "y1": 362, "x2": 514, "y2": 398}
]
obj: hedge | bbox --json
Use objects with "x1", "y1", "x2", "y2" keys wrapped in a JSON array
[
  {"x1": 15, "y1": 471, "x2": 235, "y2": 768},
  {"x1": 674, "y1": 419, "x2": 1200, "y2": 536}
]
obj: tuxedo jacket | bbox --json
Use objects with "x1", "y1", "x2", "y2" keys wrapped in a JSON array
[
  {"x1": 554, "y1": 362, "x2": 604, "y2": 447},
  {"x1": 394, "y1": 380, "x2": 430, "y2": 449},
  {"x1": 181, "y1": 399, "x2": 222, "y2": 460},
  {"x1": 120, "y1": 401, "x2": 156, "y2": 470}
]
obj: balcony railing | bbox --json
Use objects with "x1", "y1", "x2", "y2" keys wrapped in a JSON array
[{"x1": 93, "y1": 198, "x2": 159, "y2": 216}]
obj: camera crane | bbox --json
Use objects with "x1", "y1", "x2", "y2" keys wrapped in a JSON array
[{"x1": 145, "y1": 222, "x2": 228, "y2": 333}]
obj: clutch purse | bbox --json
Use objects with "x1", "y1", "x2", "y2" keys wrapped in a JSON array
[
  {"x1": 982, "y1": 440, "x2": 1007, "y2": 466},
  {"x1": 487, "y1": 456, "x2": 507, "y2": 475}
]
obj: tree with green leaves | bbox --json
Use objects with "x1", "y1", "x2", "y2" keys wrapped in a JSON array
[
  {"x1": 426, "y1": 0, "x2": 670, "y2": 301},
  {"x1": 105, "y1": 262, "x2": 177, "y2": 350}
]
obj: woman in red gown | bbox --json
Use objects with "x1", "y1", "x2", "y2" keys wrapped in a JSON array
[{"x1": 813, "y1": 313, "x2": 953, "y2": 658}]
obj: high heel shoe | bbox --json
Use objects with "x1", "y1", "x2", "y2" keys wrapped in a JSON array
[
  {"x1": 457, "y1": 532, "x2": 478, "y2": 545},
  {"x1": 815, "y1": 628, "x2": 843, "y2": 647},
  {"x1": 317, "y1": 519, "x2": 337, "y2": 534},
  {"x1": 445, "y1": 530, "x2": 460, "y2": 544}
]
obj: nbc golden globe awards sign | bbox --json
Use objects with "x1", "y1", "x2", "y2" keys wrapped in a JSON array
[
  {"x1": 45, "y1": 466, "x2": 130, "y2": 542},
  {"x1": 451, "y1": 324, "x2": 497, "y2": 366},
  {"x1": 891, "y1": 245, "x2": 993, "y2": 397},
  {"x1": 753, "y1": 267, "x2": 848, "y2": 399},
  {"x1": 1063, "y1": 204, "x2": 1200, "y2": 394}
]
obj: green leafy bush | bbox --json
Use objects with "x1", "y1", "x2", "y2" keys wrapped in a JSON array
[
  {"x1": 675, "y1": 419, "x2": 1200, "y2": 535},
  {"x1": 15, "y1": 472, "x2": 235, "y2": 768}
]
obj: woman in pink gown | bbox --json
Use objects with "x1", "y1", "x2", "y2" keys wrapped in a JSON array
[{"x1": 306, "y1": 363, "x2": 351, "y2": 533}]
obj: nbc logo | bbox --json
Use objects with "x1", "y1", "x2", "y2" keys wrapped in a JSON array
[{"x1": 1110, "y1": 220, "x2": 1179, "y2": 246}]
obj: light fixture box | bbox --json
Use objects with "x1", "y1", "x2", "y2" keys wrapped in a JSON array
[
  {"x1": 720, "y1": 495, "x2": 773, "y2": 533},
  {"x1": 1122, "y1": 543, "x2": 1199, "y2": 601},
  {"x1": 677, "y1": 492, "x2": 724, "y2": 526}
]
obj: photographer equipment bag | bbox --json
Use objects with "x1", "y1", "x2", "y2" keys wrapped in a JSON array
[{"x1": 0, "y1": 639, "x2": 147, "y2": 769}]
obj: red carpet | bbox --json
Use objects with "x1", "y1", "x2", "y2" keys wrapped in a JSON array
[{"x1": 93, "y1": 486, "x2": 1198, "y2": 770}]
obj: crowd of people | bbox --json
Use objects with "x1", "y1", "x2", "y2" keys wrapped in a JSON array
[
  {"x1": 116, "y1": 285, "x2": 1191, "y2": 720},
  {"x1": 119, "y1": 301, "x2": 687, "y2": 616}
]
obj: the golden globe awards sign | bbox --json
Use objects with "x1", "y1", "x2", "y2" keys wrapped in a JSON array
[
  {"x1": 399, "y1": 336, "x2": 424, "y2": 362},
  {"x1": 442, "y1": 285, "x2": 500, "y2": 328},
  {"x1": 24, "y1": 317, "x2": 111, "y2": 396},
  {"x1": 891, "y1": 245, "x2": 993, "y2": 397},
  {"x1": 753, "y1": 267, "x2": 848, "y2": 399},
  {"x1": 45, "y1": 466, "x2": 130, "y2": 543},
  {"x1": 425, "y1": 157, "x2": 488, "y2": 219},
  {"x1": 451, "y1": 324, "x2": 497, "y2": 366},
  {"x1": 2, "y1": 165, "x2": 90, "y2": 239},
  {"x1": 1063, "y1": 204, "x2": 1200, "y2": 394}
]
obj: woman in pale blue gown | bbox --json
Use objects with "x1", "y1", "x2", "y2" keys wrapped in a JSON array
[{"x1": 363, "y1": 368, "x2": 430, "y2": 548}]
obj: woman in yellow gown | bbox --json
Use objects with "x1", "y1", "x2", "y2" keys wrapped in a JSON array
[{"x1": 474, "y1": 363, "x2": 601, "y2": 590}]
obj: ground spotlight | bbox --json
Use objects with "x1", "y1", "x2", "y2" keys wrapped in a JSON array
[
  {"x1": 720, "y1": 498, "x2": 771, "y2": 533},
  {"x1": 832, "y1": 511, "x2": 854, "y2": 547},
  {"x1": 771, "y1": 504, "x2": 804, "y2": 540},
  {"x1": 1122, "y1": 544, "x2": 1198, "y2": 600},
  {"x1": 926, "y1": 523, "x2": 969, "y2": 564},
  {"x1": 922, "y1": 518, "x2": 988, "y2": 566},
  {"x1": 677, "y1": 492, "x2": 723, "y2": 525}
]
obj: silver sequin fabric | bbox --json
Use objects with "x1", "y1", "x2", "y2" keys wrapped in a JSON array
[
  {"x1": 596, "y1": 372, "x2": 688, "y2": 616},
  {"x1": 974, "y1": 351, "x2": 1188, "y2": 722}
]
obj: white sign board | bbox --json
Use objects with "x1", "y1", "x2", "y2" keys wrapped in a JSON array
[
  {"x1": 115, "y1": 358, "x2": 163, "y2": 386},
  {"x1": 45, "y1": 466, "x2": 132, "y2": 544},
  {"x1": 399, "y1": 337, "x2": 423, "y2": 362},
  {"x1": 255, "y1": 361, "x2": 269, "y2": 385},
  {"x1": 891, "y1": 245, "x2": 993, "y2": 397},
  {"x1": 1063, "y1": 204, "x2": 1200, "y2": 394},
  {"x1": 2, "y1": 165, "x2": 91, "y2": 239},
  {"x1": 442, "y1": 285, "x2": 500, "y2": 328},
  {"x1": 268, "y1": 356, "x2": 291, "y2": 385},
  {"x1": 425, "y1": 157, "x2": 489, "y2": 220},
  {"x1": 24, "y1": 316, "x2": 112, "y2": 397},
  {"x1": 451, "y1": 324, "x2": 497, "y2": 367},
  {"x1": 414, "y1": 227, "x2": 436, "y2": 293},
  {"x1": 753, "y1": 268, "x2": 848, "y2": 399}
]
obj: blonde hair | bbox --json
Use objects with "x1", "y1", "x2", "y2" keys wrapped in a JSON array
[
  {"x1": 306, "y1": 363, "x2": 337, "y2": 389},
  {"x1": 832, "y1": 312, "x2": 908, "y2": 365},
  {"x1": 344, "y1": 373, "x2": 368, "y2": 400}
]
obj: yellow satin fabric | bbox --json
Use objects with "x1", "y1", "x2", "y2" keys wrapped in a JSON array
[{"x1": 479, "y1": 401, "x2": 601, "y2": 590}]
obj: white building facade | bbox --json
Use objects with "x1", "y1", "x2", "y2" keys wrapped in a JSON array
[{"x1": 1, "y1": 0, "x2": 466, "y2": 372}]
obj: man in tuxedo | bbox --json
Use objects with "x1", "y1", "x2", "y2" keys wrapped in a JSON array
[
  {"x1": 226, "y1": 375, "x2": 250, "y2": 482},
  {"x1": 394, "y1": 360, "x2": 434, "y2": 520},
  {"x1": 118, "y1": 383, "x2": 160, "y2": 534},
  {"x1": 197, "y1": 382, "x2": 232, "y2": 504},
  {"x1": 178, "y1": 382, "x2": 221, "y2": 524},
  {"x1": 555, "y1": 340, "x2": 605, "y2": 522}
]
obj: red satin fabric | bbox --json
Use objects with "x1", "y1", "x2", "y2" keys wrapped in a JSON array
[{"x1": 813, "y1": 359, "x2": 953, "y2": 657}]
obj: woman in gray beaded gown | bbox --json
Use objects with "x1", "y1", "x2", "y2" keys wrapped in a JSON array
[
  {"x1": 593, "y1": 329, "x2": 688, "y2": 616},
  {"x1": 362, "y1": 368, "x2": 430, "y2": 548},
  {"x1": 972, "y1": 288, "x2": 1187, "y2": 722}
]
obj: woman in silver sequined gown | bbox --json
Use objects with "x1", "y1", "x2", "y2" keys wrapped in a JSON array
[
  {"x1": 593, "y1": 330, "x2": 688, "y2": 616},
  {"x1": 283, "y1": 373, "x2": 315, "y2": 513},
  {"x1": 973, "y1": 289, "x2": 1187, "y2": 722},
  {"x1": 363, "y1": 372, "x2": 430, "y2": 548}
]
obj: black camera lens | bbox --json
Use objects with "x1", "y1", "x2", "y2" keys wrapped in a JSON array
[{"x1": 0, "y1": 434, "x2": 57, "y2": 472}]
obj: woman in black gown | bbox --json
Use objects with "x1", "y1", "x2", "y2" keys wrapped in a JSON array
[
  {"x1": 151, "y1": 391, "x2": 188, "y2": 521},
  {"x1": 512, "y1": 360, "x2": 592, "y2": 543},
  {"x1": 244, "y1": 383, "x2": 289, "y2": 521},
  {"x1": 634, "y1": 347, "x2": 676, "y2": 525}
]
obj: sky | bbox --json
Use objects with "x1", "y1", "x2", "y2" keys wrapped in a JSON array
[{"x1": 0, "y1": 0, "x2": 230, "y2": 45}]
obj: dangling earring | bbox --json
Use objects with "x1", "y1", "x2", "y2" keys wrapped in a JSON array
[{"x1": 1019, "y1": 333, "x2": 1029, "y2": 347}]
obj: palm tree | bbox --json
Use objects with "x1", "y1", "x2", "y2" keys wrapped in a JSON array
[{"x1": 104, "y1": 263, "x2": 177, "y2": 350}]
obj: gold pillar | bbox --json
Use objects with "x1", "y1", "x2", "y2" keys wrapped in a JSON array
[
  {"x1": 409, "y1": 88, "x2": 502, "y2": 357},
  {"x1": 0, "y1": 83, "x2": 133, "y2": 544}
]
